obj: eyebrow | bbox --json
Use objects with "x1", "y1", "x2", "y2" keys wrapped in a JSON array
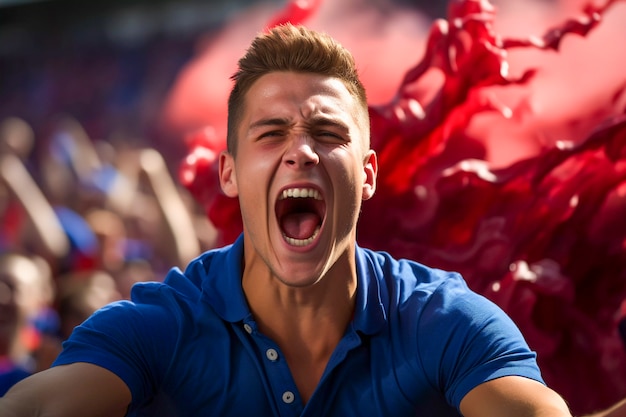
[
  {"x1": 249, "y1": 115, "x2": 349, "y2": 130},
  {"x1": 308, "y1": 116, "x2": 349, "y2": 131},
  {"x1": 249, "y1": 117, "x2": 291, "y2": 131}
]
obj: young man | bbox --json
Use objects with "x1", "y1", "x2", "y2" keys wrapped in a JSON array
[{"x1": 0, "y1": 23, "x2": 580, "y2": 417}]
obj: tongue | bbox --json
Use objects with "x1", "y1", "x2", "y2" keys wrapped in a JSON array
[{"x1": 281, "y1": 212, "x2": 320, "y2": 240}]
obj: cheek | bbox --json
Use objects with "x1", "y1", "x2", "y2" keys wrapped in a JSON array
[
  {"x1": 332, "y1": 171, "x2": 363, "y2": 218},
  {"x1": 235, "y1": 156, "x2": 270, "y2": 191},
  {"x1": 325, "y1": 153, "x2": 363, "y2": 194},
  {"x1": 235, "y1": 158, "x2": 274, "y2": 213}
]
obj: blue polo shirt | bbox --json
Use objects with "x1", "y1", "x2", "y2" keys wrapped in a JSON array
[{"x1": 54, "y1": 235, "x2": 543, "y2": 416}]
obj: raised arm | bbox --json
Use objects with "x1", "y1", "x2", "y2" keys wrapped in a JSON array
[
  {"x1": 0, "y1": 362, "x2": 131, "y2": 417},
  {"x1": 460, "y1": 375, "x2": 572, "y2": 417}
]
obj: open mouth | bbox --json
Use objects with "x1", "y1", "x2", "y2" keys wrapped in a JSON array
[{"x1": 276, "y1": 187, "x2": 325, "y2": 247}]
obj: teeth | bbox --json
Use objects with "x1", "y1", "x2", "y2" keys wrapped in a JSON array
[
  {"x1": 278, "y1": 187, "x2": 323, "y2": 247},
  {"x1": 279, "y1": 188, "x2": 322, "y2": 200},
  {"x1": 283, "y1": 226, "x2": 320, "y2": 247}
]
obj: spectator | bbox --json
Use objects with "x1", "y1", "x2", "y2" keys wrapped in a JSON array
[
  {"x1": 55, "y1": 270, "x2": 121, "y2": 341},
  {"x1": 0, "y1": 253, "x2": 53, "y2": 394}
]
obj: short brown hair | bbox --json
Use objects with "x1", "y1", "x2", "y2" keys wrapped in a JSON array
[{"x1": 227, "y1": 24, "x2": 369, "y2": 156}]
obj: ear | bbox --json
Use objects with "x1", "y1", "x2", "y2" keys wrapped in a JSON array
[
  {"x1": 362, "y1": 150, "x2": 377, "y2": 201},
  {"x1": 218, "y1": 151, "x2": 239, "y2": 197}
]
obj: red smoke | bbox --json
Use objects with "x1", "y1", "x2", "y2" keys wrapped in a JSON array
[{"x1": 168, "y1": 0, "x2": 626, "y2": 414}]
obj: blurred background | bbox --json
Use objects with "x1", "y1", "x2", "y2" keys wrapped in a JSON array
[
  {"x1": 1, "y1": 0, "x2": 626, "y2": 414},
  {"x1": 0, "y1": 0, "x2": 448, "y2": 164},
  {"x1": 0, "y1": 0, "x2": 267, "y2": 164}
]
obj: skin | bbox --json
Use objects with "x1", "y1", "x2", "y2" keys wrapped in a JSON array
[
  {"x1": 220, "y1": 71, "x2": 376, "y2": 289},
  {"x1": 0, "y1": 69, "x2": 590, "y2": 416},
  {"x1": 219, "y1": 71, "x2": 377, "y2": 402},
  {"x1": 460, "y1": 375, "x2": 573, "y2": 417}
]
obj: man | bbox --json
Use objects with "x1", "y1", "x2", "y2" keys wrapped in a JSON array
[{"x1": 0, "y1": 23, "x2": 583, "y2": 416}]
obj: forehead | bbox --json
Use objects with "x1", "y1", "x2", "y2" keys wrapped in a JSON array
[{"x1": 243, "y1": 72, "x2": 361, "y2": 122}]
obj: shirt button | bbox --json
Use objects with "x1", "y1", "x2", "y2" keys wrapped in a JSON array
[
  {"x1": 282, "y1": 391, "x2": 295, "y2": 404},
  {"x1": 243, "y1": 323, "x2": 253, "y2": 334},
  {"x1": 266, "y1": 348, "x2": 278, "y2": 361}
]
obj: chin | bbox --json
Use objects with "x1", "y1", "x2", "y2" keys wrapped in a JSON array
[{"x1": 273, "y1": 263, "x2": 326, "y2": 288}]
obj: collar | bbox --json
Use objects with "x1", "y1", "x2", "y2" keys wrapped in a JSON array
[
  {"x1": 201, "y1": 234, "x2": 249, "y2": 322},
  {"x1": 201, "y1": 234, "x2": 387, "y2": 335},
  {"x1": 353, "y1": 244, "x2": 387, "y2": 335}
]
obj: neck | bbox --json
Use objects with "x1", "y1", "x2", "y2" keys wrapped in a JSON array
[
  {"x1": 244, "y1": 265, "x2": 356, "y2": 338},
  {"x1": 242, "y1": 250, "x2": 358, "y2": 404}
]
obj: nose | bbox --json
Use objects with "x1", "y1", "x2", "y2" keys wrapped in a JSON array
[{"x1": 283, "y1": 135, "x2": 319, "y2": 169}]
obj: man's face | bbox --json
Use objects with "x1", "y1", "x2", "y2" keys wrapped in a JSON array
[{"x1": 219, "y1": 71, "x2": 377, "y2": 287}]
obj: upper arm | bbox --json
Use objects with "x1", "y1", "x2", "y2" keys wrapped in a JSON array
[
  {"x1": 1, "y1": 362, "x2": 131, "y2": 417},
  {"x1": 460, "y1": 375, "x2": 572, "y2": 417},
  {"x1": 415, "y1": 276, "x2": 545, "y2": 408}
]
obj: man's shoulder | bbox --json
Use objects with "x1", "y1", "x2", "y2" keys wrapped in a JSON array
[
  {"x1": 126, "y1": 245, "x2": 233, "y2": 312},
  {"x1": 184, "y1": 237, "x2": 242, "y2": 279},
  {"x1": 357, "y1": 245, "x2": 464, "y2": 287},
  {"x1": 356, "y1": 245, "x2": 475, "y2": 320},
  {"x1": 184, "y1": 243, "x2": 235, "y2": 277}
]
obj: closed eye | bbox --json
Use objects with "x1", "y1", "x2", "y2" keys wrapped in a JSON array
[
  {"x1": 258, "y1": 130, "x2": 286, "y2": 140},
  {"x1": 314, "y1": 130, "x2": 346, "y2": 144},
  {"x1": 249, "y1": 117, "x2": 291, "y2": 141},
  {"x1": 318, "y1": 131, "x2": 340, "y2": 138}
]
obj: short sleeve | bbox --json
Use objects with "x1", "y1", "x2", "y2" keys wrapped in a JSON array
[
  {"x1": 416, "y1": 275, "x2": 544, "y2": 410},
  {"x1": 53, "y1": 282, "x2": 183, "y2": 406}
]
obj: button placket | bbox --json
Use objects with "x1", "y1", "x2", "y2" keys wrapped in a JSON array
[
  {"x1": 282, "y1": 391, "x2": 295, "y2": 404},
  {"x1": 241, "y1": 320, "x2": 301, "y2": 414},
  {"x1": 266, "y1": 348, "x2": 279, "y2": 361}
]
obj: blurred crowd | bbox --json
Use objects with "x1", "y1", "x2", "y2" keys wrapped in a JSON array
[
  {"x1": 0, "y1": 114, "x2": 217, "y2": 393},
  {"x1": 0, "y1": 0, "x2": 232, "y2": 392}
]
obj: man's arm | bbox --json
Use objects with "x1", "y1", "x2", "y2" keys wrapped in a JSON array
[
  {"x1": 0, "y1": 362, "x2": 131, "y2": 417},
  {"x1": 460, "y1": 375, "x2": 572, "y2": 417}
]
